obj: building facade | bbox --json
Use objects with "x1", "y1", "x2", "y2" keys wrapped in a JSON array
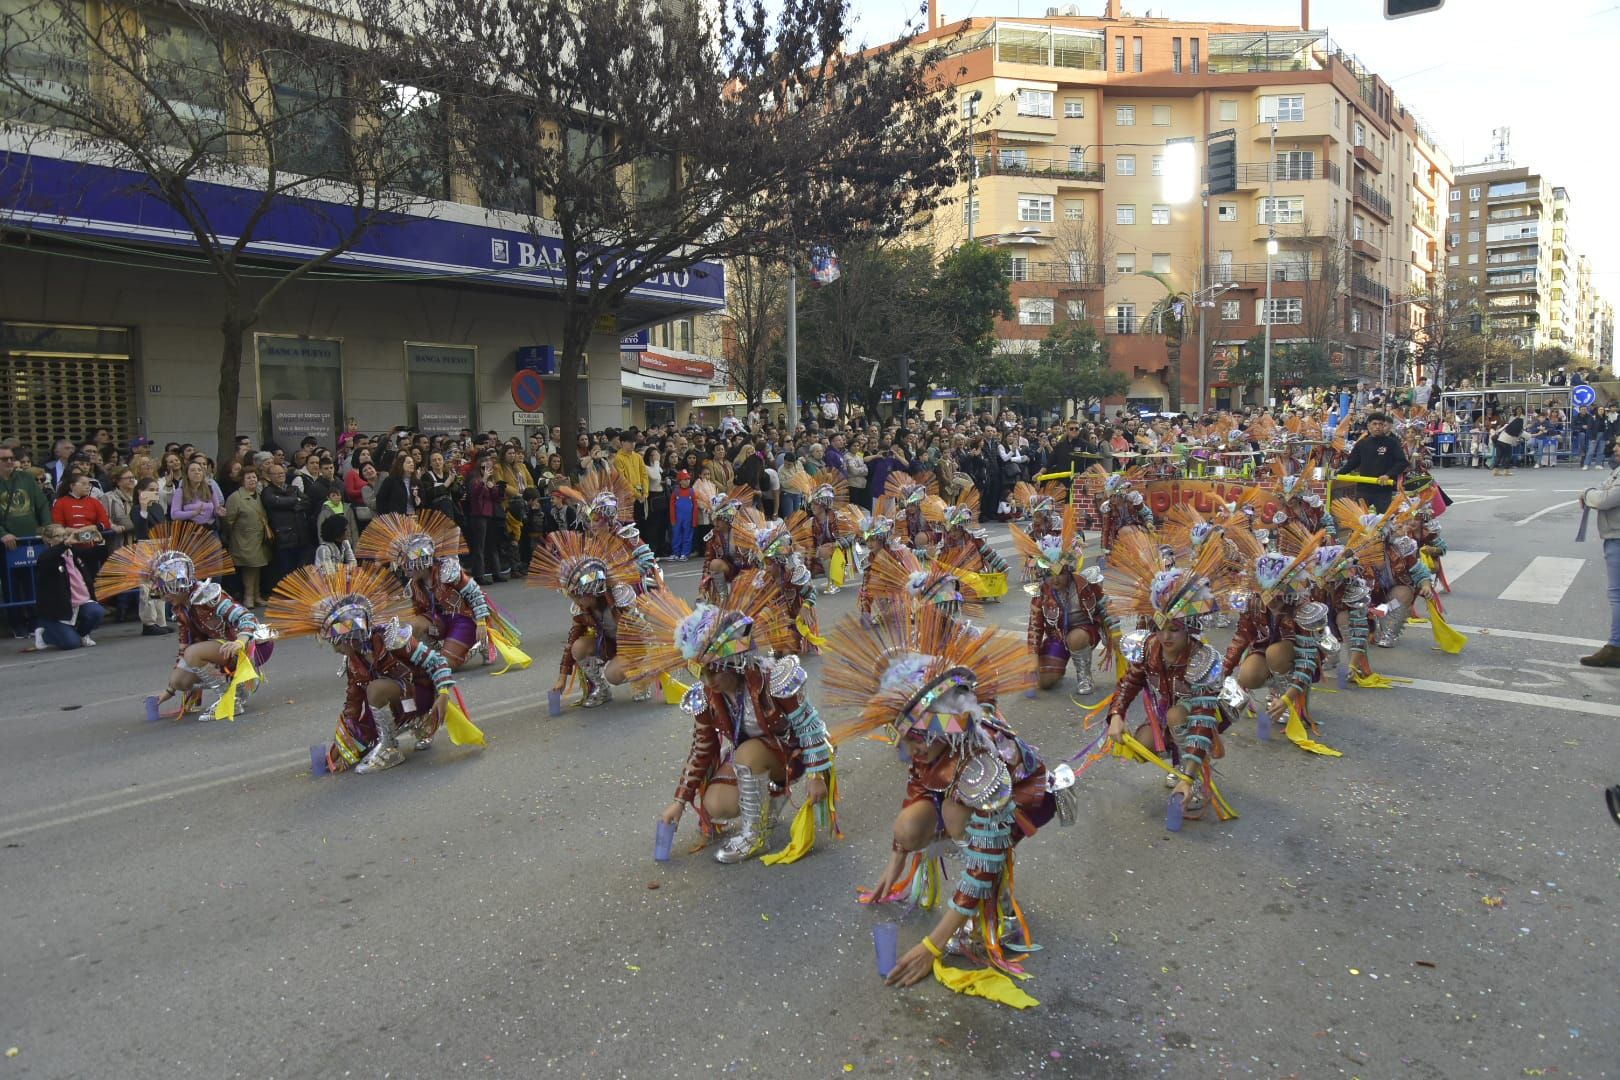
[
  {"x1": 1446, "y1": 164, "x2": 1551, "y2": 354},
  {"x1": 907, "y1": 2, "x2": 1450, "y2": 411}
]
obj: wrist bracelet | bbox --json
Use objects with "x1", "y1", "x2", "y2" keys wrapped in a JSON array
[{"x1": 921, "y1": 937, "x2": 942, "y2": 958}]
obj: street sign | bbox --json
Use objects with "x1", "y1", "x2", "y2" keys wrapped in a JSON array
[
  {"x1": 1572, "y1": 384, "x2": 1595, "y2": 407},
  {"x1": 511, "y1": 369, "x2": 546, "y2": 412},
  {"x1": 512, "y1": 409, "x2": 546, "y2": 427}
]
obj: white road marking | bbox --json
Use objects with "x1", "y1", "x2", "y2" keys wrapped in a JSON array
[
  {"x1": 1438, "y1": 551, "x2": 1488, "y2": 584},
  {"x1": 1512, "y1": 499, "x2": 1579, "y2": 526},
  {"x1": 1403, "y1": 678, "x2": 1620, "y2": 719},
  {"x1": 1450, "y1": 624, "x2": 1608, "y2": 649},
  {"x1": 1497, "y1": 556, "x2": 1585, "y2": 604}
]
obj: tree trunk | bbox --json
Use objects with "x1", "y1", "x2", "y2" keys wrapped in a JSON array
[
  {"x1": 557, "y1": 311, "x2": 591, "y2": 478},
  {"x1": 216, "y1": 315, "x2": 249, "y2": 465}
]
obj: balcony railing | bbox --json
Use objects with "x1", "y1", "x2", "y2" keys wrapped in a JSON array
[
  {"x1": 1354, "y1": 182, "x2": 1391, "y2": 220},
  {"x1": 1106, "y1": 315, "x2": 1166, "y2": 335},
  {"x1": 1350, "y1": 271, "x2": 1389, "y2": 304},
  {"x1": 1005, "y1": 262, "x2": 1108, "y2": 286},
  {"x1": 1205, "y1": 261, "x2": 1319, "y2": 285},
  {"x1": 1413, "y1": 209, "x2": 1439, "y2": 235},
  {"x1": 978, "y1": 154, "x2": 1105, "y2": 184},
  {"x1": 1352, "y1": 143, "x2": 1383, "y2": 173},
  {"x1": 1235, "y1": 161, "x2": 1341, "y2": 185}
]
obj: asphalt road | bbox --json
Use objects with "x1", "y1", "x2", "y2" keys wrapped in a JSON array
[{"x1": 1, "y1": 467, "x2": 1616, "y2": 1079}]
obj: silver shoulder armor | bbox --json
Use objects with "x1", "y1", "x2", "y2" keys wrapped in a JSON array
[
  {"x1": 610, "y1": 584, "x2": 637, "y2": 609},
  {"x1": 767, "y1": 655, "x2": 808, "y2": 697},
  {"x1": 1184, "y1": 642, "x2": 1222, "y2": 687},
  {"x1": 383, "y1": 618, "x2": 413, "y2": 651},
  {"x1": 190, "y1": 580, "x2": 223, "y2": 606},
  {"x1": 679, "y1": 684, "x2": 709, "y2": 716},
  {"x1": 1295, "y1": 600, "x2": 1330, "y2": 631},
  {"x1": 569, "y1": 601, "x2": 584, "y2": 616},
  {"x1": 617, "y1": 524, "x2": 642, "y2": 542},
  {"x1": 788, "y1": 558, "x2": 812, "y2": 588},
  {"x1": 1079, "y1": 565, "x2": 1103, "y2": 585},
  {"x1": 1119, "y1": 629, "x2": 1149, "y2": 664},
  {"x1": 952, "y1": 752, "x2": 1013, "y2": 813},
  {"x1": 438, "y1": 557, "x2": 462, "y2": 584}
]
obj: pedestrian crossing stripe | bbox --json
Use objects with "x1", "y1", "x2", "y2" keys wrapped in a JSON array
[
  {"x1": 1438, "y1": 551, "x2": 1488, "y2": 584},
  {"x1": 1497, "y1": 556, "x2": 1585, "y2": 606}
]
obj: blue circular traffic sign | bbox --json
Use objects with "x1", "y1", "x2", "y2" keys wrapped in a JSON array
[
  {"x1": 511, "y1": 369, "x2": 546, "y2": 412},
  {"x1": 1572, "y1": 384, "x2": 1596, "y2": 407}
]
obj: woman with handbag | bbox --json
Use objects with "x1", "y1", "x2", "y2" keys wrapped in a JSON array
[
  {"x1": 224, "y1": 467, "x2": 274, "y2": 607},
  {"x1": 1492, "y1": 408, "x2": 1524, "y2": 477}
]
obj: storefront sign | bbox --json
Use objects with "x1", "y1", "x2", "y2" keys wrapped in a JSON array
[
  {"x1": 415, "y1": 402, "x2": 469, "y2": 435},
  {"x1": 622, "y1": 369, "x2": 707, "y2": 398},
  {"x1": 406, "y1": 344, "x2": 475, "y2": 372},
  {"x1": 621, "y1": 330, "x2": 650, "y2": 353},
  {"x1": 268, "y1": 400, "x2": 336, "y2": 456},
  {"x1": 640, "y1": 351, "x2": 715, "y2": 380}
]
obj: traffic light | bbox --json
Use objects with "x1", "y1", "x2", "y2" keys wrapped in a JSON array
[
  {"x1": 1206, "y1": 137, "x2": 1236, "y2": 196},
  {"x1": 1386, "y1": 0, "x2": 1443, "y2": 19}
]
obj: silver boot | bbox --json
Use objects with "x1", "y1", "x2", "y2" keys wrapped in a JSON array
[
  {"x1": 194, "y1": 670, "x2": 229, "y2": 721},
  {"x1": 1071, "y1": 650, "x2": 1095, "y2": 696},
  {"x1": 578, "y1": 655, "x2": 613, "y2": 708},
  {"x1": 409, "y1": 714, "x2": 434, "y2": 751},
  {"x1": 715, "y1": 763, "x2": 773, "y2": 864},
  {"x1": 631, "y1": 682, "x2": 654, "y2": 703},
  {"x1": 357, "y1": 705, "x2": 406, "y2": 773},
  {"x1": 1375, "y1": 599, "x2": 1408, "y2": 648}
]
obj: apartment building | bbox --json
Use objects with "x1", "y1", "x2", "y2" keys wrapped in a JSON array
[
  {"x1": 1446, "y1": 164, "x2": 1551, "y2": 353},
  {"x1": 908, "y1": 1, "x2": 1450, "y2": 411}
]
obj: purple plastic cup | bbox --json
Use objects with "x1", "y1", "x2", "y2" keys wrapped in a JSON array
[
  {"x1": 547, "y1": 689, "x2": 563, "y2": 717},
  {"x1": 1165, "y1": 792, "x2": 1185, "y2": 832},
  {"x1": 144, "y1": 695, "x2": 161, "y2": 723},
  {"x1": 873, "y1": 923, "x2": 899, "y2": 977},
  {"x1": 653, "y1": 819, "x2": 677, "y2": 862},
  {"x1": 1256, "y1": 708, "x2": 1271, "y2": 741},
  {"x1": 1023, "y1": 687, "x2": 1038, "y2": 700},
  {"x1": 309, "y1": 745, "x2": 329, "y2": 776}
]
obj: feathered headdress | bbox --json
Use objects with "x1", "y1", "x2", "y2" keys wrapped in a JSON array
[
  {"x1": 1007, "y1": 481, "x2": 1056, "y2": 519},
  {"x1": 742, "y1": 514, "x2": 812, "y2": 566},
  {"x1": 929, "y1": 486, "x2": 981, "y2": 530},
  {"x1": 1007, "y1": 496, "x2": 1084, "y2": 577},
  {"x1": 618, "y1": 570, "x2": 795, "y2": 683},
  {"x1": 95, "y1": 521, "x2": 233, "y2": 600},
  {"x1": 883, "y1": 470, "x2": 937, "y2": 507},
  {"x1": 785, "y1": 468, "x2": 849, "y2": 508},
  {"x1": 266, "y1": 563, "x2": 412, "y2": 645},
  {"x1": 865, "y1": 543, "x2": 985, "y2": 620},
  {"x1": 1104, "y1": 528, "x2": 1233, "y2": 630},
  {"x1": 1242, "y1": 529, "x2": 1327, "y2": 604},
  {"x1": 354, "y1": 509, "x2": 466, "y2": 572},
  {"x1": 527, "y1": 530, "x2": 640, "y2": 599},
  {"x1": 821, "y1": 603, "x2": 1036, "y2": 748},
  {"x1": 693, "y1": 479, "x2": 755, "y2": 521},
  {"x1": 554, "y1": 469, "x2": 635, "y2": 524}
]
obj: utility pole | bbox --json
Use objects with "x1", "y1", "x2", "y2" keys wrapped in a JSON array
[
  {"x1": 786, "y1": 267, "x2": 798, "y2": 428},
  {"x1": 1262, "y1": 120, "x2": 1278, "y2": 408}
]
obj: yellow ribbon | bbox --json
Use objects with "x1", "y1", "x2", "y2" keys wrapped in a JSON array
[
  {"x1": 959, "y1": 569, "x2": 1009, "y2": 599},
  {"x1": 930, "y1": 959, "x2": 1040, "y2": 1008},
  {"x1": 442, "y1": 697, "x2": 486, "y2": 747},
  {"x1": 761, "y1": 769, "x2": 838, "y2": 866},
  {"x1": 661, "y1": 670, "x2": 694, "y2": 705},
  {"x1": 212, "y1": 651, "x2": 261, "y2": 722},
  {"x1": 1115, "y1": 731, "x2": 1239, "y2": 820},
  {"x1": 1282, "y1": 699, "x2": 1342, "y2": 757},
  {"x1": 487, "y1": 625, "x2": 533, "y2": 676},
  {"x1": 795, "y1": 614, "x2": 827, "y2": 647},
  {"x1": 1351, "y1": 671, "x2": 1398, "y2": 689},
  {"x1": 1428, "y1": 607, "x2": 1468, "y2": 654},
  {"x1": 829, "y1": 547, "x2": 847, "y2": 587}
]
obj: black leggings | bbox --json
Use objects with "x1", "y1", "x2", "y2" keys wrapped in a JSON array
[{"x1": 1492, "y1": 440, "x2": 1515, "y2": 469}]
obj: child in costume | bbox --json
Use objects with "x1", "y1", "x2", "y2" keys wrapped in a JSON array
[
  {"x1": 1008, "y1": 499, "x2": 1113, "y2": 695},
  {"x1": 551, "y1": 471, "x2": 663, "y2": 593},
  {"x1": 530, "y1": 531, "x2": 649, "y2": 706},
  {"x1": 268, "y1": 564, "x2": 477, "y2": 774},
  {"x1": 696, "y1": 480, "x2": 756, "y2": 603},
  {"x1": 620, "y1": 574, "x2": 834, "y2": 865},
  {"x1": 96, "y1": 522, "x2": 272, "y2": 720}
]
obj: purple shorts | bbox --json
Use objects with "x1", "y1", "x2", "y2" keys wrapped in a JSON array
[
  {"x1": 434, "y1": 614, "x2": 479, "y2": 649},
  {"x1": 1039, "y1": 639, "x2": 1070, "y2": 662}
]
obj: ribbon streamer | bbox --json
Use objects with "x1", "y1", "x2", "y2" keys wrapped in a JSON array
[
  {"x1": 795, "y1": 614, "x2": 827, "y2": 647},
  {"x1": 1428, "y1": 607, "x2": 1468, "y2": 654},
  {"x1": 762, "y1": 768, "x2": 840, "y2": 866},
  {"x1": 211, "y1": 651, "x2": 261, "y2": 722},
  {"x1": 1282, "y1": 699, "x2": 1341, "y2": 757},
  {"x1": 931, "y1": 957, "x2": 1039, "y2": 1009},
  {"x1": 829, "y1": 547, "x2": 847, "y2": 587},
  {"x1": 442, "y1": 696, "x2": 486, "y2": 747},
  {"x1": 487, "y1": 624, "x2": 533, "y2": 675},
  {"x1": 1115, "y1": 731, "x2": 1238, "y2": 820}
]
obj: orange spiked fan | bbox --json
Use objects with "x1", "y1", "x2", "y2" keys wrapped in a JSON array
[
  {"x1": 266, "y1": 562, "x2": 412, "y2": 644},
  {"x1": 784, "y1": 468, "x2": 849, "y2": 508},
  {"x1": 1105, "y1": 528, "x2": 1233, "y2": 629},
  {"x1": 618, "y1": 569, "x2": 795, "y2": 683},
  {"x1": 527, "y1": 530, "x2": 640, "y2": 599},
  {"x1": 95, "y1": 521, "x2": 233, "y2": 600},
  {"x1": 865, "y1": 543, "x2": 986, "y2": 621},
  {"x1": 354, "y1": 509, "x2": 466, "y2": 572},
  {"x1": 1007, "y1": 494, "x2": 1084, "y2": 577},
  {"x1": 554, "y1": 469, "x2": 635, "y2": 525},
  {"x1": 883, "y1": 470, "x2": 937, "y2": 508}
]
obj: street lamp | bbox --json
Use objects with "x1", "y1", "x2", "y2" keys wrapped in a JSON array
[
  {"x1": 1195, "y1": 279, "x2": 1241, "y2": 411},
  {"x1": 964, "y1": 90, "x2": 984, "y2": 243}
]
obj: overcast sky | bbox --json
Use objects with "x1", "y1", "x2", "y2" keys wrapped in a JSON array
[{"x1": 846, "y1": 0, "x2": 1620, "y2": 308}]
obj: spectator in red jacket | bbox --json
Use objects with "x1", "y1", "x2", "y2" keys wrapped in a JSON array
[{"x1": 51, "y1": 471, "x2": 113, "y2": 596}]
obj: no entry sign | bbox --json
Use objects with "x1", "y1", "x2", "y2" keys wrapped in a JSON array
[{"x1": 511, "y1": 369, "x2": 546, "y2": 412}]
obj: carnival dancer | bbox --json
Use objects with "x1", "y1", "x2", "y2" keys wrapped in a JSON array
[
  {"x1": 1008, "y1": 481, "x2": 1065, "y2": 541},
  {"x1": 1099, "y1": 530, "x2": 1238, "y2": 826},
  {"x1": 552, "y1": 470, "x2": 663, "y2": 592},
  {"x1": 1304, "y1": 529, "x2": 1391, "y2": 688},
  {"x1": 1220, "y1": 531, "x2": 1339, "y2": 753},
  {"x1": 1008, "y1": 499, "x2": 1113, "y2": 695},
  {"x1": 696, "y1": 479, "x2": 755, "y2": 603},
  {"x1": 1410, "y1": 496, "x2": 1451, "y2": 592},
  {"x1": 356, "y1": 510, "x2": 522, "y2": 671},
  {"x1": 823, "y1": 604, "x2": 1068, "y2": 1003},
  {"x1": 268, "y1": 563, "x2": 481, "y2": 775},
  {"x1": 783, "y1": 469, "x2": 856, "y2": 594},
  {"x1": 737, "y1": 513, "x2": 820, "y2": 654},
  {"x1": 1266, "y1": 460, "x2": 1336, "y2": 539},
  {"x1": 530, "y1": 531, "x2": 649, "y2": 706},
  {"x1": 1332, "y1": 498, "x2": 1437, "y2": 648},
  {"x1": 96, "y1": 522, "x2": 272, "y2": 721},
  {"x1": 622, "y1": 573, "x2": 834, "y2": 865},
  {"x1": 864, "y1": 542, "x2": 987, "y2": 627},
  {"x1": 928, "y1": 488, "x2": 1009, "y2": 602},
  {"x1": 885, "y1": 471, "x2": 941, "y2": 557},
  {"x1": 856, "y1": 503, "x2": 907, "y2": 622},
  {"x1": 1082, "y1": 465, "x2": 1156, "y2": 554}
]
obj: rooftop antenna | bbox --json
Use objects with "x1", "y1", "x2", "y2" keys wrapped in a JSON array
[{"x1": 1491, "y1": 126, "x2": 1511, "y2": 164}]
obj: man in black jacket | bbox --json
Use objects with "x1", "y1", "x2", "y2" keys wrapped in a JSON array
[
  {"x1": 260, "y1": 463, "x2": 309, "y2": 593},
  {"x1": 33, "y1": 524, "x2": 105, "y2": 650},
  {"x1": 1337, "y1": 411, "x2": 1408, "y2": 511}
]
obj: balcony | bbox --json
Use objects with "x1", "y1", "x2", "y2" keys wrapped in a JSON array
[
  {"x1": 978, "y1": 153, "x2": 1105, "y2": 185},
  {"x1": 1352, "y1": 143, "x2": 1384, "y2": 173},
  {"x1": 1005, "y1": 262, "x2": 1107, "y2": 287},
  {"x1": 1205, "y1": 261, "x2": 1320, "y2": 286},
  {"x1": 1350, "y1": 271, "x2": 1389, "y2": 304},
  {"x1": 1106, "y1": 314, "x2": 1167, "y2": 336},
  {"x1": 1413, "y1": 208, "x2": 1439, "y2": 236},
  {"x1": 1234, "y1": 161, "x2": 1342, "y2": 188},
  {"x1": 1353, "y1": 182, "x2": 1392, "y2": 222},
  {"x1": 1349, "y1": 236, "x2": 1380, "y2": 260},
  {"x1": 1485, "y1": 274, "x2": 1538, "y2": 290}
]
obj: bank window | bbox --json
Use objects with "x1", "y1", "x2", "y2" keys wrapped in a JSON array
[
  {"x1": 1018, "y1": 193, "x2": 1053, "y2": 222},
  {"x1": 0, "y1": 321, "x2": 134, "y2": 456},
  {"x1": 1217, "y1": 202, "x2": 1237, "y2": 221},
  {"x1": 406, "y1": 342, "x2": 478, "y2": 434},
  {"x1": 1152, "y1": 105, "x2": 1171, "y2": 126},
  {"x1": 1115, "y1": 105, "x2": 1135, "y2": 126},
  {"x1": 1217, "y1": 99, "x2": 1237, "y2": 122},
  {"x1": 1115, "y1": 153, "x2": 1136, "y2": 176},
  {"x1": 1063, "y1": 97, "x2": 1085, "y2": 118},
  {"x1": 266, "y1": 51, "x2": 348, "y2": 178},
  {"x1": 1018, "y1": 298, "x2": 1055, "y2": 326},
  {"x1": 1016, "y1": 88, "x2": 1053, "y2": 117},
  {"x1": 143, "y1": 12, "x2": 229, "y2": 149},
  {"x1": 0, "y1": 0, "x2": 90, "y2": 129},
  {"x1": 1115, "y1": 204, "x2": 1135, "y2": 225},
  {"x1": 380, "y1": 80, "x2": 448, "y2": 199},
  {"x1": 1151, "y1": 205, "x2": 1169, "y2": 225},
  {"x1": 256, "y1": 334, "x2": 343, "y2": 452},
  {"x1": 1220, "y1": 300, "x2": 1240, "y2": 321}
]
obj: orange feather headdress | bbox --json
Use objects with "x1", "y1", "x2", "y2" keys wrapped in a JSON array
[
  {"x1": 883, "y1": 469, "x2": 937, "y2": 507},
  {"x1": 354, "y1": 509, "x2": 466, "y2": 571},
  {"x1": 95, "y1": 521, "x2": 233, "y2": 599},
  {"x1": 527, "y1": 530, "x2": 640, "y2": 599},
  {"x1": 865, "y1": 543, "x2": 986, "y2": 620},
  {"x1": 553, "y1": 469, "x2": 635, "y2": 524},
  {"x1": 266, "y1": 562, "x2": 412, "y2": 644},
  {"x1": 618, "y1": 570, "x2": 795, "y2": 683},
  {"x1": 1104, "y1": 527, "x2": 1235, "y2": 629}
]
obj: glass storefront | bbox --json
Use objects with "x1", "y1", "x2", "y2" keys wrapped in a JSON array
[
  {"x1": 405, "y1": 342, "x2": 477, "y2": 434},
  {"x1": 256, "y1": 333, "x2": 342, "y2": 450}
]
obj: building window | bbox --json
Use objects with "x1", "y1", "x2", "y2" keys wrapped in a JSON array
[
  {"x1": 1115, "y1": 204, "x2": 1136, "y2": 225},
  {"x1": 1063, "y1": 97, "x2": 1085, "y2": 118},
  {"x1": 1151, "y1": 252, "x2": 1171, "y2": 273},
  {"x1": 1217, "y1": 100, "x2": 1237, "y2": 122},
  {"x1": 1016, "y1": 88, "x2": 1053, "y2": 117},
  {"x1": 1018, "y1": 193, "x2": 1054, "y2": 222},
  {"x1": 1259, "y1": 196, "x2": 1304, "y2": 224},
  {"x1": 1467, "y1": 230, "x2": 1479, "y2": 243},
  {"x1": 1448, "y1": 232, "x2": 1459, "y2": 247},
  {"x1": 1116, "y1": 105, "x2": 1135, "y2": 126},
  {"x1": 1115, "y1": 253, "x2": 1136, "y2": 274},
  {"x1": 1151, "y1": 204, "x2": 1169, "y2": 225},
  {"x1": 1114, "y1": 302, "x2": 1137, "y2": 333},
  {"x1": 1448, "y1": 254, "x2": 1459, "y2": 266},
  {"x1": 1067, "y1": 251, "x2": 1087, "y2": 281},
  {"x1": 1, "y1": 0, "x2": 90, "y2": 129},
  {"x1": 1449, "y1": 211, "x2": 1460, "y2": 224},
  {"x1": 1468, "y1": 209, "x2": 1479, "y2": 220},
  {"x1": 380, "y1": 80, "x2": 448, "y2": 199},
  {"x1": 1019, "y1": 298, "x2": 1055, "y2": 326},
  {"x1": 1259, "y1": 298, "x2": 1303, "y2": 324},
  {"x1": 1114, "y1": 36, "x2": 1125, "y2": 72},
  {"x1": 999, "y1": 147, "x2": 1029, "y2": 170},
  {"x1": 1467, "y1": 253, "x2": 1479, "y2": 265},
  {"x1": 143, "y1": 12, "x2": 231, "y2": 149},
  {"x1": 1221, "y1": 299, "x2": 1240, "y2": 321},
  {"x1": 1067, "y1": 146, "x2": 1086, "y2": 173},
  {"x1": 1333, "y1": 98, "x2": 1340, "y2": 128},
  {"x1": 1007, "y1": 255, "x2": 1030, "y2": 282},
  {"x1": 1189, "y1": 38, "x2": 1199, "y2": 73},
  {"x1": 1217, "y1": 202, "x2": 1237, "y2": 221},
  {"x1": 1469, "y1": 186, "x2": 1481, "y2": 200},
  {"x1": 1150, "y1": 154, "x2": 1163, "y2": 176},
  {"x1": 1063, "y1": 200, "x2": 1084, "y2": 220},
  {"x1": 1132, "y1": 36, "x2": 1143, "y2": 71},
  {"x1": 634, "y1": 153, "x2": 677, "y2": 221},
  {"x1": 1350, "y1": 308, "x2": 1361, "y2": 332},
  {"x1": 1450, "y1": 190, "x2": 1461, "y2": 201},
  {"x1": 1066, "y1": 300, "x2": 1086, "y2": 321},
  {"x1": 1172, "y1": 37, "x2": 1182, "y2": 72},
  {"x1": 268, "y1": 52, "x2": 349, "y2": 179},
  {"x1": 1261, "y1": 94, "x2": 1304, "y2": 123},
  {"x1": 1116, "y1": 154, "x2": 1136, "y2": 176},
  {"x1": 962, "y1": 195, "x2": 980, "y2": 226},
  {"x1": 1152, "y1": 104, "x2": 1171, "y2": 126},
  {"x1": 1276, "y1": 150, "x2": 1314, "y2": 180}
]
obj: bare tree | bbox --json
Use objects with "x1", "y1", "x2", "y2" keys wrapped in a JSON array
[
  {"x1": 720, "y1": 255, "x2": 788, "y2": 417},
  {"x1": 431, "y1": 0, "x2": 960, "y2": 472},
  {"x1": 0, "y1": 0, "x2": 466, "y2": 460}
]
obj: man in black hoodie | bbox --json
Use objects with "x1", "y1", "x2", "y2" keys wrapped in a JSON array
[{"x1": 1337, "y1": 411, "x2": 1408, "y2": 511}]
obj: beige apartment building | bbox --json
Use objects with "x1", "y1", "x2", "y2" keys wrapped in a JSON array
[
  {"x1": 1446, "y1": 164, "x2": 1552, "y2": 354},
  {"x1": 907, "y1": 1, "x2": 1451, "y2": 411}
]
